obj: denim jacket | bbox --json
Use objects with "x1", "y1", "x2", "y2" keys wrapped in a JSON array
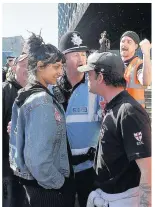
[{"x1": 9, "y1": 85, "x2": 70, "y2": 189}]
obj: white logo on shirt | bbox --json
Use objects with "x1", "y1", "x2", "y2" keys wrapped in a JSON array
[
  {"x1": 72, "y1": 107, "x2": 88, "y2": 113},
  {"x1": 134, "y1": 132, "x2": 144, "y2": 145}
]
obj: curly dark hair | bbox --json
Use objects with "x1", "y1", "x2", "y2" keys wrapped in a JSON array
[
  {"x1": 95, "y1": 67, "x2": 126, "y2": 88},
  {"x1": 27, "y1": 33, "x2": 65, "y2": 72}
]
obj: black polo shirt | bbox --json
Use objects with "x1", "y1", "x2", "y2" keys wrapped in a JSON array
[{"x1": 94, "y1": 90, "x2": 151, "y2": 194}]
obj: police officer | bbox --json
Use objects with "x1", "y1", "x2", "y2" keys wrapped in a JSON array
[
  {"x1": 78, "y1": 52, "x2": 151, "y2": 207},
  {"x1": 57, "y1": 31, "x2": 102, "y2": 207}
]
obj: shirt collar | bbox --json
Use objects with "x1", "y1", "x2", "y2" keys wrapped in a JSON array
[
  {"x1": 105, "y1": 90, "x2": 129, "y2": 111},
  {"x1": 124, "y1": 56, "x2": 137, "y2": 65}
]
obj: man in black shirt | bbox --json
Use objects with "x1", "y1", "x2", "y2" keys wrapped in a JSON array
[{"x1": 78, "y1": 52, "x2": 151, "y2": 206}]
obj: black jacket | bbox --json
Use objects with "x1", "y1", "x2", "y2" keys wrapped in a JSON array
[{"x1": 3, "y1": 76, "x2": 22, "y2": 174}]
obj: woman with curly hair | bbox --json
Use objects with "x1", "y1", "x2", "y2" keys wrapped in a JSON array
[{"x1": 9, "y1": 33, "x2": 74, "y2": 207}]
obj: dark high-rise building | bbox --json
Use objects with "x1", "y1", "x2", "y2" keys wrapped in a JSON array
[{"x1": 58, "y1": 3, "x2": 151, "y2": 51}]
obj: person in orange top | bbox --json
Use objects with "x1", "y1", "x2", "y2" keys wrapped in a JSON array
[{"x1": 120, "y1": 31, "x2": 151, "y2": 107}]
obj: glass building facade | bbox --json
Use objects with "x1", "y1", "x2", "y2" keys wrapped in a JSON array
[{"x1": 58, "y1": 3, "x2": 77, "y2": 42}]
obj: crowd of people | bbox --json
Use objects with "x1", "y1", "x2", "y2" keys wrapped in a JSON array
[{"x1": 2, "y1": 30, "x2": 151, "y2": 207}]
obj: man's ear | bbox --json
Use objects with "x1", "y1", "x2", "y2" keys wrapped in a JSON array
[
  {"x1": 97, "y1": 73, "x2": 103, "y2": 84},
  {"x1": 135, "y1": 43, "x2": 138, "y2": 50}
]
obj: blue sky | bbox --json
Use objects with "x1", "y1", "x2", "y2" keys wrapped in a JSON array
[{"x1": 2, "y1": 3, "x2": 58, "y2": 47}]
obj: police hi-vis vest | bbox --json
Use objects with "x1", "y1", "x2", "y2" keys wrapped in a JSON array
[
  {"x1": 124, "y1": 57, "x2": 145, "y2": 108},
  {"x1": 66, "y1": 77, "x2": 102, "y2": 173}
]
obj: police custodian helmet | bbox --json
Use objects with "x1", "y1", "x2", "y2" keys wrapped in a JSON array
[{"x1": 59, "y1": 31, "x2": 88, "y2": 54}]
